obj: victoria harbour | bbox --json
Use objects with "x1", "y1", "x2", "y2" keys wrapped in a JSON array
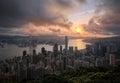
[{"x1": 0, "y1": 39, "x2": 87, "y2": 60}]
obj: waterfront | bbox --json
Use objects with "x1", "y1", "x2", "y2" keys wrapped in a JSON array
[{"x1": 0, "y1": 39, "x2": 88, "y2": 60}]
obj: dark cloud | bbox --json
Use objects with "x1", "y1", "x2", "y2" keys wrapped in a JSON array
[
  {"x1": 97, "y1": 14, "x2": 120, "y2": 25},
  {"x1": 0, "y1": 0, "x2": 86, "y2": 29},
  {"x1": 49, "y1": 28, "x2": 61, "y2": 32},
  {"x1": 97, "y1": 0, "x2": 120, "y2": 13},
  {"x1": 54, "y1": 0, "x2": 74, "y2": 9},
  {"x1": 84, "y1": 15, "x2": 120, "y2": 35},
  {"x1": 0, "y1": 0, "x2": 45, "y2": 28},
  {"x1": 54, "y1": 0, "x2": 86, "y2": 9},
  {"x1": 0, "y1": 27, "x2": 25, "y2": 36},
  {"x1": 85, "y1": 0, "x2": 120, "y2": 36},
  {"x1": 77, "y1": 0, "x2": 87, "y2": 3}
]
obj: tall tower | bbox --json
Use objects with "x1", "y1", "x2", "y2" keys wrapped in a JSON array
[
  {"x1": 29, "y1": 34, "x2": 33, "y2": 63},
  {"x1": 75, "y1": 47, "x2": 78, "y2": 52},
  {"x1": 65, "y1": 36, "x2": 68, "y2": 51},
  {"x1": 33, "y1": 49, "x2": 36, "y2": 55},
  {"x1": 60, "y1": 45, "x2": 62, "y2": 54},
  {"x1": 53, "y1": 43, "x2": 58, "y2": 57},
  {"x1": 109, "y1": 53, "x2": 116, "y2": 66}
]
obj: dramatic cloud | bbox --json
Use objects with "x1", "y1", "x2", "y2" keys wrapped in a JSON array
[
  {"x1": 0, "y1": 0, "x2": 87, "y2": 36},
  {"x1": 0, "y1": 0, "x2": 86, "y2": 28},
  {"x1": 49, "y1": 28, "x2": 61, "y2": 33},
  {"x1": 97, "y1": 0, "x2": 120, "y2": 13},
  {"x1": 85, "y1": 0, "x2": 120, "y2": 36},
  {"x1": 54, "y1": 0, "x2": 86, "y2": 9}
]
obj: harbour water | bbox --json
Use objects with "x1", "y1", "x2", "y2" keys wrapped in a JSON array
[{"x1": 0, "y1": 39, "x2": 88, "y2": 60}]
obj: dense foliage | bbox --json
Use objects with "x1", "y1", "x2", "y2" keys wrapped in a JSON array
[{"x1": 0, "y1": 66, "x2": 120, "y2": 83}]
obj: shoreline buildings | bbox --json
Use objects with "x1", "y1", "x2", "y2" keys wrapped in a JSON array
[{"x1": 0, "y1": 36, "x2": 120, "y2": 80}]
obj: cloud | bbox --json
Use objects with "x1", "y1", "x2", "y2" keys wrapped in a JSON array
[
  {"x1": 97, "y1": 0, "x2": 120, "y2": 13},
  {"x1": 49, "y1": 28, "x2": 61, "y2": 33},
  {"x1": 54, "y1": 0, "x2": 86, "y2": 9},
  {"x1": 84, "y1": 0, "x2": 120, "y2": 36},
  {"x1": 0, "y1": 0, "x2": 87, "y2": 36},
  {"x1": 0, "y1": 0, "x2": 86, "y2": 28}
]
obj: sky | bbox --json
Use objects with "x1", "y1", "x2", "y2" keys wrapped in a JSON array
[{"x1": 0, "y1": 0, "x2": 120, "y2": 37}]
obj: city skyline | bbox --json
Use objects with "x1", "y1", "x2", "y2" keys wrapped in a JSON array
[
  {"x1": 0, "y1": 0, "x2": 119, "y2": 37},
  {"x1": 0, "y1": 0, "x2": 120, "y2": 82},
  {"x1": 0, "y1": 35, "x2": 120, "y2": 81}
]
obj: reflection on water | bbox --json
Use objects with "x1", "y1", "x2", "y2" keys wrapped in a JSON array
[
  {"x1": 69, "y1": 39, "x2": 87, "y2": 50},
  {"x1": 0, "y1": 39, "x2": 88, "y2": 60}
]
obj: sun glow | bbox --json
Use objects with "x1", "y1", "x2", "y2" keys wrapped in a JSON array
[
  {"x1": 72, "y1": 25, "x2": 92, "y2": 36},
  {"x1": 74, "y1": 25, "x2": 85, "y2": 34},
  {"x1": 76, "y1": 27, "x2": 82, "y2": 33}
]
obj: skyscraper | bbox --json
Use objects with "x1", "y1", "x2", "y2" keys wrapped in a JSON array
[
  {"x1": 75, "y1": 47, "x2": 78, "y2": 52},
  {"x1": 69, "y1": 46, "x2": 73, "y2": 53},
  {"x1": 53, "y1": 43, "x2": 58, "y2": 57},
  {"x1": 41, "y1": 47, "x2": 46, "y2": 56},
  {"x1": 60, "y1": 45, "x2": 62, "y2": 54},
  {"x1": 29, "y1": 34, "x2": 33, "y2": 56},
  {"x1": 65, "y1": 36, "x2": 68, "y2": 52},
  {"x1": 109, "y1": 53, "x2": 116, "y2": 66},
  {"x1": 29, "y1": 34, "x2": 33, "y2": 63},
  {"x1": 23, "y1": 50, "x2": 27, "y2": 56},
  {"x1": 33, "y1": 49, "x2": 36, "y2": 56}
]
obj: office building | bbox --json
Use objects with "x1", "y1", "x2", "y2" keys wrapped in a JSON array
[
  {"x1": 65, "y1": 36, "x2": 68, "y2": 51},
  {"x1": 109, "y1": 53, "x2": 116, "y2": 66},
  {"x1": 53, "y1": 43, "x2": 58, "y2": 57}
]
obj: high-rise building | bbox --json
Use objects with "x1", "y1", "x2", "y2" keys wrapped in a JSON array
[
  {"x1": 53, "y1": 43, "x2": 58, "y2": 57},
  {"x1": 33, "y1": 49, "x2": 36, "y2": 55},
  {"x1": 65, "y1": 36, "x2": 68, "y2": 51},
  {"x1": 23, "y1": 50, "x2": 27, "y2": 56},
  {"x1": 29, "y1": 34, "x2": 33, "y2": 56},
  {"x1": 95, "y1": 58, "x2": 103, "y2": 67},
  {"x1": 29, "y1": 35, "x2": 34, "y2": 63},
  {"x1": 75, "y1": 47, "x2": 78, "y2": 52},
  {"x1": 41, "y1": 47, "x2": 46, "y2": 56},
  {"x1": 69, "y1": 46, "x2": 73, "y2": 53},
  {"x1": 60, "y1": 45, "x2": 62, "y2": 54},
  {"x1": 109, "y1": 53, "x2": 116, "y2": 66},
  {"x1": 65, "y1": 36, "x2": 68, "y2": 55},
  {"x1": 63, "y1": 56, "x2": 66, "y2": 70}
]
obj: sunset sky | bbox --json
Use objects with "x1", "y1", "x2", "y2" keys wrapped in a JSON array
[{"x1": 0, "y1": 0, "x2": 120, "y2": 37}]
